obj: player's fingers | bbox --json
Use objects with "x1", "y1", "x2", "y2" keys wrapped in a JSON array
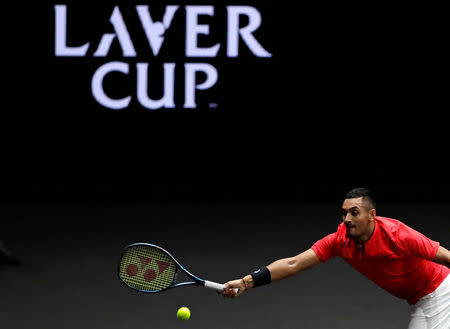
[
  {"x1": 223, "y1": 282, "x2": 235, "y2": 292},
  {"x1": 224, "y1": 289, "x2": 236, "y2": 297},
  {"x1": 232, "y1": 280, "x2": 245, "y2": 294},
  {"x1": 225, "y1": 281, "x2": 243, "y2": 297},
  {"x1": 222, "y1": 290, "x2": 234, "y2": 298},
  {"x1": 221, "y1": 282, "x2": 232, "y2": 296},
  {"x1": 225, "y1": 279, "x2": 247, "y2": 297}
]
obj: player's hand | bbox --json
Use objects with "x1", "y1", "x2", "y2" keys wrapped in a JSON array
[{"x1": 221, "y1": 279, "x2": 246, "y2": 298}]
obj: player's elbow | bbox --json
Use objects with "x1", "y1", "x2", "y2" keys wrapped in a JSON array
[{"x1": 287, "y1": 257, "x2": 303, "y2": 275}]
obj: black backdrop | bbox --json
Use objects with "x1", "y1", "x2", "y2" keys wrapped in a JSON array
[{"x1": 1, "y1": 0, "x2": 449, "y2": 204}]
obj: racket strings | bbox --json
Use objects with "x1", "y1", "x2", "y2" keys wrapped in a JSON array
[{"x1": 119, "y1": 245, "x2": 176, "y2": 292}]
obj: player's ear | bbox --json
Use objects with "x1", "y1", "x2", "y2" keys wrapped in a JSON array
[{"x1": 369, "y1": 208, "x2": 376, "y2": 220}]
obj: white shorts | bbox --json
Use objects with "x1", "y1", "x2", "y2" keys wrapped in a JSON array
[{"x1": 407, "y1": 274, "x2": 450, "y2": 329}]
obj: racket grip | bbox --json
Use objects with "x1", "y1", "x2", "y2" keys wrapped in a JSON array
[
  {"x1": 204, "y1": 280, "x2": 225, "y2": 291},
  {"x1": 204, "y1": 281, "x2": 239, "y2": 293}
]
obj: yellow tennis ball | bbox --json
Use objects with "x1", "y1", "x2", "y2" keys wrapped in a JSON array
[{"x1": 177, "y1": 307, "x2": 191, "y2": 321}]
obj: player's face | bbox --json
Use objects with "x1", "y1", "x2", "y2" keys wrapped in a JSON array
[{"x1": 341, "y1": 197, "x2": 375, "y2": 240}]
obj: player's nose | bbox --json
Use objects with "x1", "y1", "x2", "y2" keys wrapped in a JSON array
[{"x1": 343, "y1": 213, "x2": 353, "y2": 223}]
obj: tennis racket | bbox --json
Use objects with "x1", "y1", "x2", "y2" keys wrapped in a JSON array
[{"x1": 118, "y1": 243, "x2": 236, "y2": 293}]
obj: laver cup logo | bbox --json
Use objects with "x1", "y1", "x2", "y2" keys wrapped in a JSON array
[
  {"x1": 54, "y1": 5, "x2": 272, "y2": 110},
  {"x1": 119, "y1": 246, "x2": 176, "y2": 291}
]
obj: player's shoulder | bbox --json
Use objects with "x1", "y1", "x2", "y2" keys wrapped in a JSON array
[
  {"x1": 376, "y1": 216, "x2": 403, "y2": 226},
  {"x1": 375, "y1": 216, "x2": 409, "y2": 237}
]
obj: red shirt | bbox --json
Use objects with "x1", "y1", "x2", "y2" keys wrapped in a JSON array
[{"x1": 312, "y1": 216, "x2": 449, "y2": 304}]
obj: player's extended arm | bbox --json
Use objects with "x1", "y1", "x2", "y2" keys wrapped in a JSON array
[
  {"x1": 222, "y1": 248, "x2": 321, "y2": 297},
  {"x1": 434, "y1": 246, "x2": 450, "y2": 268},
  {"x1": 267, "y1": 248, "x2": 321, "y2": 282}
]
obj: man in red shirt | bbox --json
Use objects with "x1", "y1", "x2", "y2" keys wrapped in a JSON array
[{"x1": 221, "y1": 188, "x2": 450, "y2": 328}]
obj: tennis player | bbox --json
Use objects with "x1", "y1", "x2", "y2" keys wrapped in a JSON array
[{"x1": 221, "y1": 187, "x2": 450, "y2": 329}]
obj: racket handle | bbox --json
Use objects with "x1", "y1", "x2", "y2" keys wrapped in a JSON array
[
  {"x1": 204, "y1": 280, "x2": 224, "y2": 291},
  {"x1": 204, "y1": 280, "x2": 239, "y2": 293}
]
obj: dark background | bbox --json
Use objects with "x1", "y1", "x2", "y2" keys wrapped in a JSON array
[{"x1": 1, "y1": 1, "x2": 449, "y2": 328}]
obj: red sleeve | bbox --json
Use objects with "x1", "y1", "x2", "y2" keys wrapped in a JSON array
[
  {"x1": 396, "y1": 223, "x2": 440, "y2": 260},
  {"x1": 312, "y1": 232, "x2": 339, "y2": 262}
]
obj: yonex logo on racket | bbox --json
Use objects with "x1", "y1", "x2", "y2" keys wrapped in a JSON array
[{"x1": 126, "y1": 255, "x2": 171, "y2": 282}]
